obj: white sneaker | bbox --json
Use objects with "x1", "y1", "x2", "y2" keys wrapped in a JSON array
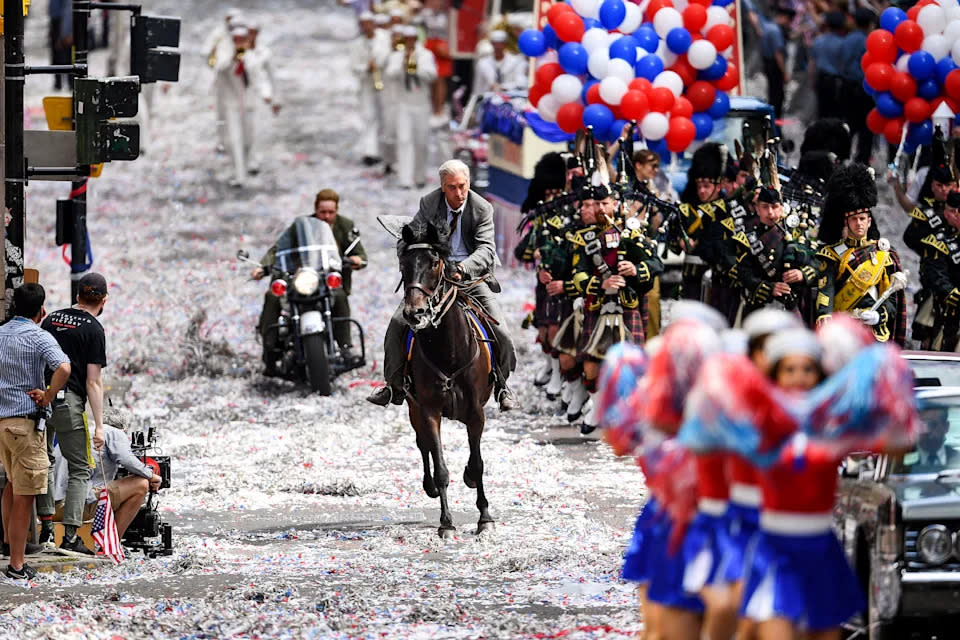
[
  {"x1": 534, "y1": 354, "x2": 553, "y2": 386},
  {"x1": 545, "y1": 359, "x2": 563, "y2": 399},
  {"x1": 581, "y1": 392, "x2": 600, "y2": 435},
  {"x1": 566, "y1": 381, "x2": 589, "y2": 422}
]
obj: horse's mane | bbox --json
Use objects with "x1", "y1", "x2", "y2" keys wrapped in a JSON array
[{"x1": 399, "y1": 220, "x2": 453, "y2": 265}]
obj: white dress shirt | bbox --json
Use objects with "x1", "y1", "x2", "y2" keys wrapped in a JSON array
[{"x1": 447, "y1": 204, "x2": 469, "y2": 262}]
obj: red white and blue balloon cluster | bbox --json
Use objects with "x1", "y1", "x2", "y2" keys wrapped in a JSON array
[
  {"x1": 517, "y1": 0, "x2": 739, "y2": 154},
  {"x1": 863, "y1": 2, "x2": 960, "y2": 153}
]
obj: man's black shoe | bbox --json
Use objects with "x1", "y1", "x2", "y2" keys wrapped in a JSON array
[
  {"x1": 59, "y1": 535, "x2": 95, "y2": 556},
  {"x1": 367, "y1": 386, "x2": 403, "y2": 406},
  {"x1": 1, "y1": 542, "x2": 45, "y2": 557},
  {"x1": 580, "y1": 423, "x2": 598, "y2": 435},
  {"x1": 38, "y1": 527, "x2": 56, "y2": 550},
  {"x1": 5, "y1": 564, "x2": 37, "y2": 580},
  {"x1": 496, "y1": 386, "x2": 519, "y2": 412},
  {"x1": 362, "y1": 155, "x2": 380, "y2": 167},
  {"x1": 340, "y1": 346, "x2": 362, "y2": 365}
]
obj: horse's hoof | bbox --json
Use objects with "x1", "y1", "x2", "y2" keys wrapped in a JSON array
[
  {"x1": 463, "y1": 468, "x2": 477, "y2": 489},
  {"x1": 476, "y1": 521, "x2": 495, "y2": 535},
  {"x1": 438, "y1": 526, "x2": 456, "y2": 539},
  {"x1": 423, "y1": 478, "x2": 440, "y2": 499}
]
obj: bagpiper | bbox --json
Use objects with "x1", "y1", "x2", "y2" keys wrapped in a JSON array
[
  {"x1": 677, "y1": 143, "x2": 729, "y2": 303},
  {"x1": 817, "y1": 163, "x2": 907, "y2": 344},
  {"x1": 918, "y1": 190, "x2": 960, "y2": 351}
]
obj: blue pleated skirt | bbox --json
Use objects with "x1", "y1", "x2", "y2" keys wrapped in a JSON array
[
  {"x1": 717, "y1": 501, "x2": 760, "y2": 584},
  {"x1": 680, "y1": 510, "x2": 726, "y2": 593},
  {"x1": 645, "y1": 513, "x2": 705, "y2": 612},
  {"x1": 622, "y1": 497, "x2": 660, "y2": 583},
  {"x1": 741, "y1": 529, "x2": 865, "y2": 631}
]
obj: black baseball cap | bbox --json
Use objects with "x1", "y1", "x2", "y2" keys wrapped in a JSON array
[
  {"x1": 77, "y1": 272, "x2": 108, "y2": 297},
  {"x1": 757, "y1": 186, "x2": 782, "y2": 204}
]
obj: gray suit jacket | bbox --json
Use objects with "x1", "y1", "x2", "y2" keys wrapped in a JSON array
[{"x1": 412, "y1": 188, "x2": 501, "y2": 280}]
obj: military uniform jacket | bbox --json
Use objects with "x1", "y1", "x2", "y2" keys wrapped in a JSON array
[
  {"x1": 260, "y1": 214, "x2": 367, "y2": 295},
  {"x1": 817, "y1": 237, "x2": 906, "y2": 344},
  {"x1": 676, "y1": 197, "x2": 728, "y2": 261},
  {"x1": 904, "y1": 197, "x2": 944, "y2": 256},
  {"x1": 919, "y1": 229, "x2": 960, "y2": 337},
  {"x1": 570, "y1": 223, "x2": 663, "y2": 311},
  {"x1": 727, "y1": 216, "x2": 819, "y2": 311},
  {"x1": 536, "y1": 214, "x2": 580, "y2": 298}
]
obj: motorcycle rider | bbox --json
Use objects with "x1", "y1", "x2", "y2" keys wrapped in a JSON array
[
  {"x1": 251, "y1": 189, "x2": 367, "y2": 370},
  {"x1": 367, "y1": 159, "x2": 519, "y2": 411}
]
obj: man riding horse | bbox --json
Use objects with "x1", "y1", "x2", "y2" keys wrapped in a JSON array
[{"x1": 368, "y1": 159, "x2": 519, "y2": 411}]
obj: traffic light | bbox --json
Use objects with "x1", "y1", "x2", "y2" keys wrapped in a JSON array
[
  {"x1": 131, "y1": 14, "x2": 180, "y2": 83},
  {"x1": 74, "y1": 76, "x2": 140, "y2": 164}
]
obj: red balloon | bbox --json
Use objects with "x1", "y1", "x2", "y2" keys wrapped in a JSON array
[
  {"x1": 946, "y1": 70, "x2": 960, "y2": 101},
  {"x1": 683, "y1": 5, "x2": 707, "y2": 32},
  {"x1": 672, "y1": 96, "x2": 694, "y2": 118},
  {"x1": 706, "y1": 24, "x2": 734, "y2": 51},
  {"x1": 905, "y1": 97, "x2": 931, "y2": 123},
  {"x1": 907, "y1": 4, "x2": 921, "y2": 21},
  {"x1": 529, "y1": 84, "x2": 548, "y2": 107},
  {"x1": 535, "y1": 62, "x2": 564, "y2": 88},
  {"x1": 553, "y1": 12, "x2": 586, "y2": 43},
  {"x1": 629, "y1": 78, "x2": 653, "y2": 93},
  {"x1": 688, "y1": 0, "x2": 712, "y2": 6},
  {"x1": 557, "y1": 102, "x2": 585, "y2": 134},
  {"x1": 670, "y1": 57, "x2": 697, "y2": 86},
  {"x1": 666, "y1": 117, "x2": 697, "y2": 152},
  {"x1": 646, "y1": 0, "x2": 674, "y2": 21},
  {"x1": 883, "y1": 117, "x2": 905, "y2": 145},
  {"x1": 586, "y1": 83, "x2": 604, "y2": 105},
  {"x1": 620, "y1": 90, "x2": 651, "y2": 120},
  {"x1": 865, "y1": 29, "x2": 897, "y2": 64},
  {"x1": 894, "y1": 21, "x2": 923, "y2": 54},
  {"x1": 714, "y1": 63, "x2": 738, "y2": 91},
  {"x1": 866, "y1": 109, "x2": 887, "y2": 135},
  {"x1": 865, "y1": 63, "x2": 895, "y2": 92},
  {"x1": 649, "y1": 87, "x2": 676, "y2": 113},
  {"x1": 547, "y1": 3, "x2": 575, "y2": 26},
  {"x1": 686, "y1": 80, "x2": 716, "y2": 112},
  {"x1": 890, "y1": 71, "x2": 917, "y2": 102}
]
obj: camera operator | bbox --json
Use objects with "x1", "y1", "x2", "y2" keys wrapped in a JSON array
[
  {"x1": 0, "y1": 284, "x2": 71, "y2": 580},
  {"x1": 53, "y1": 407, "x2": 161, "y2": 540},
  {"x1": 36, "y1": 273, "x2": 109, "y2": 555}
]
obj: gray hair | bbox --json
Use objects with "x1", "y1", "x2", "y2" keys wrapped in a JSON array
[{"x1": 438, "y1": 159, "x2": 470, "y2": 183}]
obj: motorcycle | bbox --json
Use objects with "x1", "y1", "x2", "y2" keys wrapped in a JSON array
[{"x1": 238, "y1": 217, "x2": 367, "y2": 395}]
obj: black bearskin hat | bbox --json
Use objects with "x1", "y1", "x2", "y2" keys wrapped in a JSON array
[
  {"x1": 682, "y1": 142, "x2": 727, "y2": 203},
  {"x1": 522, "y1": 152, "x2": 568, "y2": 213},
  {"x1": 819, "y1": 163, "x2": 879, "y2": 244},
  {"x1": 800, "y1": 119, "x2": 851, "y2": 163},
  {"x1": 797, "y1": 150, "x2": 837, "y2": 184}
]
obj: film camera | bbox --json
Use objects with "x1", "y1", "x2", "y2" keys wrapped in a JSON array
[{"x1": 120, "y1": 425, "x2": 173, "y2": 557}]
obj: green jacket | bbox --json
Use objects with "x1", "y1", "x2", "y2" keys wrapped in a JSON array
[{"x1": 260, "y1": 214, "x2": 367, "y2": 295}]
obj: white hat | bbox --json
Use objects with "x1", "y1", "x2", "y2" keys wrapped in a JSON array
[
  {"x1": 391, "y1": 23, "x2": 406, "y2": 34},
  {"x1": 402, "y1": 25, "x2": 418, "y2": 38},
  {"x1": 389, "y1": 7, "x2": 406, "y2": 17},
  {"x1": 764, "y1": 328, "x2": 823, "y2": 369},
  {"x1": 358, "y1": 11, "x2": 375, "y2": 21},
  {"x1": 489, "y1": 29, "x2": 508, "y2": 43},
  {"x1": 742, "y1": 309, "x2": 803, "y2": 342},
  {"x1": 230, "y1": 26, "x2": 250, "y2": 38},
  {"x1": 374, "y1": 13, "x2": 390, "y2": 25},
  {"x1": 225, "y1": 7, "x2": 242, "y2": 19},
  {"x1": 667, "y1": 301, "x2": 728, "y2": 332}
]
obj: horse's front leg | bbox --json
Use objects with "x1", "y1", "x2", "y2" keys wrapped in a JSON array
[
  {"x1": 464, "y1": 408, "x2": 494, "y2": 534},
  {"x1": 424, "y1": 411, "x2": 455, "y2": 537},
  {"x1": 410, "y1": 404, "x2": 437, "y2": 498}
]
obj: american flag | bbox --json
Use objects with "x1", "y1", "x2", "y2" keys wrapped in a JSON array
[{"x1": 91, "y1": 486, "x2": 124, "y2": 564}]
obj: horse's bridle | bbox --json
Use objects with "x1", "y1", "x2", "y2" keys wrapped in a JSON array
[{"x1": 402, "y1": 243, "x2": 458, "y2": 329}]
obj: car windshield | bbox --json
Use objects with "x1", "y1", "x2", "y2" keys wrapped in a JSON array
[
  {"x1": 891, "y1": 398, "x2": 960, "y2": 476},
  {"x1": 906, "y1": 357, "x2": 960, "y2": 388}
]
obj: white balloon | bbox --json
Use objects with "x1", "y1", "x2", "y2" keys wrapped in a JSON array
[
  {"x1": 918, "y1": 5, "x2": 946, "y2": 36},
  {"x1": 588, "y1": 48, "x2": 610, "y2": 79},
  {"x1": 940, "y1": 0, "x2": 960, "y2": 9},
  {"x1": 653, "y1": 70, "x2": 684, "y2": 97},
  {"x1": 552, "y1": 74, "x2": 584, "y2": 104},
  {"x1": 606, "y1": 57, "x2": 636, "y2": 82},
  {"x1": 949, "y1": 6, "x2": 960, "y2": 22},
  {"x1": 539, "y1": 94, "x2": 561, "y2": 122},
  {"x1": 641, "y1": 111, "x2": 669, "y2": 140},
  {"x1": 704, "y1": 6, "x2": 731, "y2": 31},
  {"x1": 896, "y1": 52, "x2": 912, "y2": 72},
  {"x1": 688, "y1": 40, "x2": 718, "y2": 70},
  {"x1": 952, "y1": 39, "x2": 960, "y2": 66},
  {"x1": 619, "y1": 2, "x2": 643, "y2": 34},
  {"x1": 571, "y1": 0, "x2": 600, "y2": 18},
  {"x1": 653, "y1": 7, "x2": 683, "y2": 38},
  {"x1": 673, "y1": 0, "x2": 689, "y2": 12},
  {"x1": 599, "y1": 76, "x2": 629, "y2": 105},
  {"x1": 536, "y1": 51, "x2": 559, "y2": 67},
  {"x1": 944, "y1": 19, "x2": 960, "y2": 44},
  {"x1": 924, "y1": 34, "x2": 951, "y2": 59},
  {"x1": 656, "y1": 40, "x2": 679, "y2": 67},
  {"x1": 582, "y1": 27, "x2": 610, "y2": 53}
]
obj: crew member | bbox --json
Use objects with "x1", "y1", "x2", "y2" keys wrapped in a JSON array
[
  {"x1": 368, "y1": 160, "x2": 519, "y2": 411},
  {"x1": 841, "y1": 8, "x2": 875, "y2": 165},
  {"x1": 918, "y1": 191, "x2": 960, "y2": 351},
  {"x1": 351, "y1": 11, "x2": 389, "y2": 166},
  {"x1": 810, "y1": 11, "x2": 846, "y2": 120},
  {"x1": 472, "y1": 30, "x2": 526, "y2": 96},
  {"x1": 253, "y1": 189, "x2": 368, "y2": 366},
  {"x1": 677, "y1": 142, "x2": 728, "y2": 304},
  {"x1": 760, "y1": 4, "x2": 794, "y2": 119},
  {"x1": 37, "y1": 272, "x2": 110, "y2": 556}
]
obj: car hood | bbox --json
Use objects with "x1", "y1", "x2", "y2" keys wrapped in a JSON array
[{"x1": 890, "y1": 476, "x2": 960, "y2": 520}]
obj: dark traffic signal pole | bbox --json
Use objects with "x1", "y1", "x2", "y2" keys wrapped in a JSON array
[
  {"x1": 3, "y1": 0, "x2": 25, "y2": 316},
  {"x1": 70, "y1": 0, "x2": 92, "y2": 304}
]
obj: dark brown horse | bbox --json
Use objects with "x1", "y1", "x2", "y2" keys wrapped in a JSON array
[{"x1": 398, "y1": 221, "x2": 495, "y2": 538}]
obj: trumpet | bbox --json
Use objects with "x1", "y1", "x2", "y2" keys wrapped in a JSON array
[
  {"x1": 406, "y1": 50, "x2": 418, "y2": 75},
  {"x1": 372, "y1": 65, "x2": 384, "y2": 91}
]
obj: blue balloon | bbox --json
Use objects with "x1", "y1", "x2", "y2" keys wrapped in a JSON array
[
  {"x1": 707, "y1": 91, "x2": 730, "y2": 118},
  {"x1": 648, "y1": 137, "x2": 670, "y2": 161},
  {"x1": 608, "y1": 118, "x2": 629, "y2": 143},
  {"x1": 634, "y1": 24, "x2": 660, "y2": 53},
  {"x1": 583, "y1": 18, "x2": 603, "y2": 31},
  {"x1": 582, "y1": 78, "x2": 599, "y2": 104},
  {"x1": 610, "y1": 35, "x2": 639, "y2": 65},
  {"x1": 908, "y1": 51, "x2": 936, "y2": 81},
  {"x1": 599, "y1": 0, "x2": 627, "y2": 30},
  {"x1": 911, "y1": 119, "x2": 934, "y2": 146},
  {"x1": 699, "y1": 54, "x2": 727, "y2": 81},
  {"x1": 862, "y1": 79, "x2": 876, "y2": 97},
  {"x1": 918, "y1": 78, "x2": 940, "y2": 100},
  {"x1": 692, "y1": 113, "x2": 714, "y2": 140},
  {"x1": 518, "y1": 29, "x2": 547, "y2": 58},
  {"x1": 712, "y1": 0, "x2": 734, "y2": 6},
  {"x1": 937, "y1": 57, "x2": 958, "y2": 85},
  {"x1": 543, "y1": 24, "x2": 559, "y2": 50},
  {"x1": 875, "y1": 91, "x2": 903, "y2": 118},
  {"x1": 583, "y1": 104, "x2": 615, "y2": 135},
  {"x1": 636, "y1": 54, "x2": 665, "y2": 81},
  {"x1": 666, "y1": 27, "x2": 692, "y2": 55},
  {"x1": 879, "y1": 7, "x2": 907, "y2": 33},
  {"x1": 559, "y1": 42, "x2": 590, "y2": 74}
]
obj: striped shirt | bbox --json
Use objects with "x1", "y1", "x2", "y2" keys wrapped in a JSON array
[{"x1": 0, "y1": 317, "x2": 70, "y2": 418}]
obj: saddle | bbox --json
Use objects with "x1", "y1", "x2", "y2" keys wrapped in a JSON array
[{"x1": 405, "y1": 304, "x2": 494, "y2": 373}]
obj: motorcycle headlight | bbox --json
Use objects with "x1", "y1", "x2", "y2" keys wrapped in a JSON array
[
  {"x1": 292, "y1": 268, "x2": 320, "y2": 295},
  {"x1": 918, "y1": 524, "x2": 952, "y2": 565}
]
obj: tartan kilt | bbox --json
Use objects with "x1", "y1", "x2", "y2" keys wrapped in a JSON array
[
  {"x1": 534, "y1": 283, "x2": 566, "y2": 326},
  {"x1": 578, "y1": 305, "x2": 645, "y2": 362}
]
